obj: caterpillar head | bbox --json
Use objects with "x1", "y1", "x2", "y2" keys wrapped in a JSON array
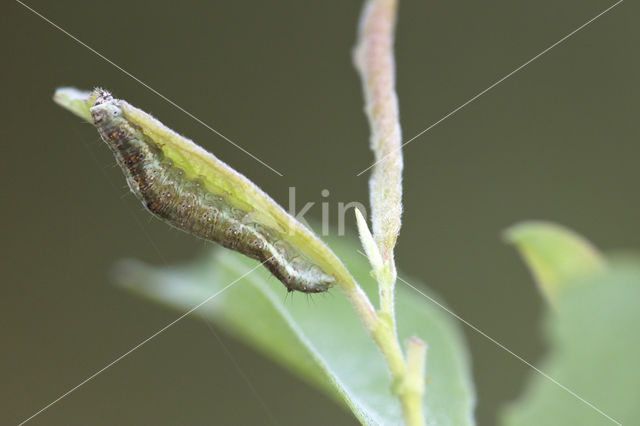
[{"x1": 90, "y1": 89, "x2": 121, "y2": 126}]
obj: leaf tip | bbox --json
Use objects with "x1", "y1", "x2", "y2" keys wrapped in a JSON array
[
  {"x1": 355, "y1": 208, "x2": 385, "y2": 278},
  {"x1": 53, "y1": 87, "x2": 97, "y2": 122},
  {"x1": 504, "y1": 220, "x2": 606, "y2": 303}
]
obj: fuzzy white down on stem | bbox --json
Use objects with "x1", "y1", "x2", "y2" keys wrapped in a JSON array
[
  {"x1": 355, "y1": 0, "x2": 403, "y2": 266},
  {"x1": 354, "y1": 1, "x2": 427, "y2": 425},
  {"x1": 354, "y1": 0, "x2": 402, "y2": 325}
]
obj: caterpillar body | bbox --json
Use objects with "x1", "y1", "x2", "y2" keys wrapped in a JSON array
[{"x1": 90, "y1": 90, "x2": 333, "y2": 293}]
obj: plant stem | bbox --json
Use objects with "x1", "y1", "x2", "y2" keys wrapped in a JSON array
[
  {"x1": 401, "y1": 337, "x2": 428, "y2": 426},
  {"x1": 378, "y1": 263, "x2": 397, "y2": 330},
  {"x1": 354, "y1": 0, "x2": 428, "y2": 424},
  {"x1": 371, "y1": 313, "x2": 406, "y2": 383},
  {"x1": 353, "y1": 0, "x2": 402, "y2": 337},
  {"x1": 330, "y1": 264, "x2": 407, "y2": 392},
  {"x1": 354, "y1": 0, "x2": 403, "y2": 265}
]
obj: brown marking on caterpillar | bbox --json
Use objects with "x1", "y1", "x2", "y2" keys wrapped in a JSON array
[{"x1": 90, "y1": 89, "x2": 333, "y2": 293}]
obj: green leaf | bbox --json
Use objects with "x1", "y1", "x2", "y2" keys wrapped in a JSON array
[
  {"x1": 504, "y1": 221, "x2": 605, "y2": 304},
  {"x1": 501, "y1": 257, "x2": 640, "y2": 426},
  {"x1": 53, "y1": 87, "x2": 96, "y2": 121},
  {"x1": 115, "y1": 236, "x2": 476, "y2": 425},
  {"x1": 53, "y1": 87, "x2": 360, "y2": 298}
]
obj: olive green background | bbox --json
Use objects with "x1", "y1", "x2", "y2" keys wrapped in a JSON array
[{"x1": 2, "y1": 1, "x2": 637, "y2": 425}]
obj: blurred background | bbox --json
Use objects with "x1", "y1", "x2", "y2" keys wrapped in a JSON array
[{"x1": 2, "y1": 0, "x2": 638, "y2": 424}]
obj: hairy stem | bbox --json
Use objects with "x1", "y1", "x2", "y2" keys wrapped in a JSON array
[
  {"x1": 355, "y1": 0, "x2": 427, "y2": 425},
  {"x1": 354, "y1": 0, "x2": 402, "y2": 328}
]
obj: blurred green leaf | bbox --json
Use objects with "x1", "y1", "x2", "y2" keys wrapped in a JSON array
[
  {"x1": 502, "y1": 258, "x2": 640, "y2": 425},
  {"x1": 504, "y1": 221, "x2": 638, "y2": 425},
  {"x1": 115, "y1": 236, "x2": 475, "y2": 425},
  {"x1": 504, "y1": 221, "x2": 605, "y2": 304}
]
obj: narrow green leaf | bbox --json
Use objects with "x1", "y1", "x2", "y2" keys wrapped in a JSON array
[
  {"x1": 501, "y1": 258, "x2": 640, "y2": 426},
  {"x1": 355, "y1": 208, "x2": 385, "y2": 280},
  {"x1": 52, "y1": 87, "x2": 361, "y2": 298},
  {"x1": 504, "y1": 221, "x2": 605, "y2": 304},
  {"x1": 115, "y1": 236, "x2": 476, "y2": 425},
  {"x1": 53, "y1": 87, "x2": 97, "y2": 121}
]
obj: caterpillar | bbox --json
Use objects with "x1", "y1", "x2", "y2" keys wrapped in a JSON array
[{"x1": 90, "y1": 89, "x2": 333, "y2": 293}]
